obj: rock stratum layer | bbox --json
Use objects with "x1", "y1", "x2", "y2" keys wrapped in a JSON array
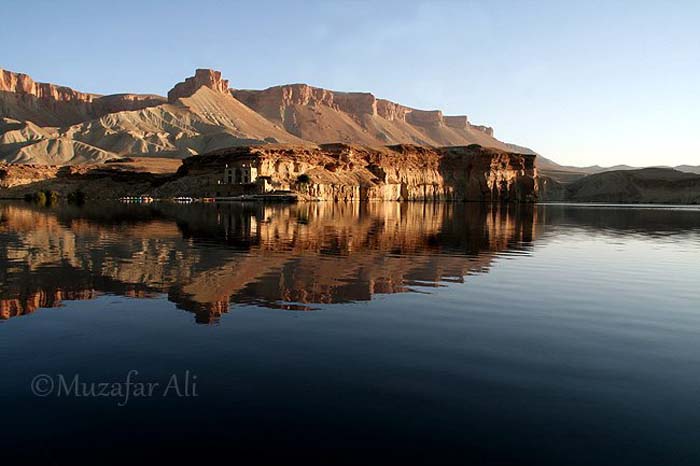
[
  {"x1": 168, "y1": 143, "x2": 538, "y2": 202},
  {"x1": 0, "y1": 144, "x2": 538, "y2": 202},
  {"x1": 0, "y1": 68, "x2": 166, "y2": 127},
  {"x1": 0, "y1": 67, "x2": 521, "y2": 166}
]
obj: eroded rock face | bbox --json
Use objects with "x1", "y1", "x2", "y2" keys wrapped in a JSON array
[
  {"x1": 376, "y1": 99, "x2": 412, "y2": 121},
  {"x1": 0, "y1": 162, "x2": 61, "y2": 188},
  {"x1": 0, "y1": 68, "x2": 97, "y2": 102},
  {"x1": 173, "y1": 143, "x2": 538, "y2": 202},
  {"x1": 1, "y1": 67, "x2": 514, "y2": 161},
  {"x1": 233, "y1": 84, "x2": 378, "y2": 121},
  {"x1": 444, "y1": 115, "x2": 469, "y2": 128},
  {"x1": 93, "y1": 93, "x2": 166, "y2": 114},
  {"x1": 0, "y1": 68, "x2": 166, "y2": 127},
  {"x1": 168, "y1": 69, "x2": 230, "y2": 101},
  {"x1": 406, "y1": 109, "x2": 444, "y2": 127},
  {"x1": 233, "y1": 83, "x2": 499, "y2": 147},
  {"x1": 472, "y1": 125, "x2": 494, "y2": 137}
]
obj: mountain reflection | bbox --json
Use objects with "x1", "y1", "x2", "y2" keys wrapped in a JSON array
[{"x1": 0, "y1": 201, "x2": 537, "y2": 324}]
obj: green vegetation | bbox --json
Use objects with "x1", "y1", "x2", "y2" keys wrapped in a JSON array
[
  {"x1": 23, "y1": 190, "x2": 60, "y2": 206},
  {"x1": 296, "y1": 173, "x2": 311, "y2": 184}
]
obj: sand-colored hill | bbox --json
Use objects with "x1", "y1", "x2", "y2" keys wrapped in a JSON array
[
  {"x1": 0, "y1": 81, "x2": 307, "y2": 165},
  {"x1": 0, "y1": 68, "x2": 515, "y2": 165},
  {"x1": 233, "y1": 84, "x2": 506, "y2": 148}
]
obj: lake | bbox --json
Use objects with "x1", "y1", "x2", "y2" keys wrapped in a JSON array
[{"x1": 1, "y1": 201, "x2": 699, "y2": 464}]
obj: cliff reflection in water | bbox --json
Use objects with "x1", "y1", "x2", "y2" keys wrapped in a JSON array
[{"x1": 0, "y1": 201, "x2": 537, "y2": 324}]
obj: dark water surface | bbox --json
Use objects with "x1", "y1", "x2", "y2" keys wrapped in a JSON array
[{"x1": 1, "y1": 201, "x2": 699, "y2": 464}]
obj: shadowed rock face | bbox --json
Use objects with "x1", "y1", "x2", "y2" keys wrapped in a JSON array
[
  {"x1": 539, "y1": 167, "x2": 700, "y2": 204},
  {"x1": 0, "y1": 201, "x2": 538, "y2": 323}
]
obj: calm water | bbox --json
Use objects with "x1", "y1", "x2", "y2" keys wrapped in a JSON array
[{"x1": 1, "y1": 201, "x2": 700, "y2": 464}]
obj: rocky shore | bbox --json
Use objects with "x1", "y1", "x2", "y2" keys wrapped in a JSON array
[{"x1": 0, "y1": 144, "x2": 538, "y2": 202}]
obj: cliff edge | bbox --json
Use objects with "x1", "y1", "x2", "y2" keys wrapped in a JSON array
[{"x1": 162, "y1": 143, "x2": 538, "y2": 202}]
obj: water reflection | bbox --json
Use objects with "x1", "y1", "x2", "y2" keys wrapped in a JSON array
[
  {"x1": 0, "y1": 201, "x2": 537, "y2": 323},
  {"x1": 3, "y1": 201, "x2": 698, "y2": 324}
]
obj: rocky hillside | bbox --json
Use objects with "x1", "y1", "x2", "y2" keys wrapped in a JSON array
[
  {"x1": 233, "y1": 84, "x2": 503, "y2": 148},
  {"x1": 0, "y1": 67, "x2": 517, "y2": 165},
  {"x1": 540, "y1": 167, "x2": 700, "y2": 204},
  {"x1": 0, "y1": 68, "x2": 165, "y2": 127}
]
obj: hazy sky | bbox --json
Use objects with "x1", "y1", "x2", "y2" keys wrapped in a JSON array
[{"x1": 2, "y1": 0, "x2": 698, "y2": 167}]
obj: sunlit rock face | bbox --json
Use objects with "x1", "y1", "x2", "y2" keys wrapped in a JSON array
[
  {"x1": 233, "y1": 83, "x2": 502, "y2": 147},
  {"x1": 172, "y1": 143, "x2": 538, "y2": 202},
  {"x1": 0, "y1": 68, "x2": 165, "y2": 127},
  {"x1": 167, "y1": 69, "x2": 230, "y2": 101},
  {"x1": 1, "y1": 67, "x2": 523, "y2": 166}
]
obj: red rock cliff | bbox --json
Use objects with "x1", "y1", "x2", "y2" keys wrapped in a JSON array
[
  {"x1": 167, "y1": 69, "x2": 230, "y2": 101},
  {"x1": 233, "y1": 83, "x2": 498, "y2": 138},
  {"x1": 0, "y1": 68, "x2": 166, "y2": 126},
  {"x1": 0, "y1": 68, "x2": 98, "y2": 103},
  {"x1": 171, "y1": 143, "x2": 538, "y2": 202}
]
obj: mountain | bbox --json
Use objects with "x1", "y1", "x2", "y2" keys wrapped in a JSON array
[
  {"x1": 674, "y1": 165, "x2": 700, "y2": 175},
  {"x1": 0, "y1": 69, "x2": 309, "y2": 165},
  {"x1": 0, "y1": 68, "x2": 166, "y2": 127},
  {"x1": 232, "y1": 84, "x2": 505, "y2": 148},
  {"x1": 0, "y1": 68, "x2": 515, "y2": 165},
  {"x1": 541, "y1": 167, "x2": 700, "y2": 203},
  {"x1": 536, "y1": 155, "x2": 700, "y2": 182}
]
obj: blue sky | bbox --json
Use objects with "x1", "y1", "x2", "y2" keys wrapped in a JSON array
[{"x1": 2, "y1": 0, "x2": 698, "y2": 166}]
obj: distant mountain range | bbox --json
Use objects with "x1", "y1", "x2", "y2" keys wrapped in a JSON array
[
  {"x1": 537, "y1": 154, "x2": 700, "y2": 178},
  {"x1": 1, "y1": 68, "x2": 513, "y2": 165},
  {"x1": 2, "y1": 66, "x2": 697, "y2": 198},
  {"x1": 540, "y1": 167, "x2": 700, "y2": 204}
]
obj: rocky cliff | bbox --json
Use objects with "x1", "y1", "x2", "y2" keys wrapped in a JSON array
[
  {"x1": 0, "y1": 68, "x2": 98, "y2": 101},
  {"x1": 0, "y1": 144, "x2": 537, "y2": 202},
  {"x1": 232, "y1": 83, "x2": 503, "y2": 148},
  {"x1": 168, "y1": 143, "x2": 538, "y2": 202},
  {"x1": 167, "y1": 69, "x2": 230, "y2": 101},
  {"x1": 0, "y1": 68, "x2": 165, "y2": 127},
  {"x1": 0, "y1": 67, "x2": 531, "y2": 168}
]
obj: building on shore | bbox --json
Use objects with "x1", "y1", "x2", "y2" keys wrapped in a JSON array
[{"x1": 214, "y1": 158, "x2": 274, "y2": 197}]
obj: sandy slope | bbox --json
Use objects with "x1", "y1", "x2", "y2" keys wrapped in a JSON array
[
  {"x1": 0, "y1": 86, "x2": 307, "y2": 165},
  {"x1": 1, "y1": 68, "x2": 518, "y2": 165},
  {"x1": 233, "y1": 83, "x2": 509, "y2": 149}
]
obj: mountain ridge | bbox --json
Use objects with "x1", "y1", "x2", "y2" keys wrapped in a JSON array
[{"x1": 0, "y1": 67, "x2": 517, "y2": 165}]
